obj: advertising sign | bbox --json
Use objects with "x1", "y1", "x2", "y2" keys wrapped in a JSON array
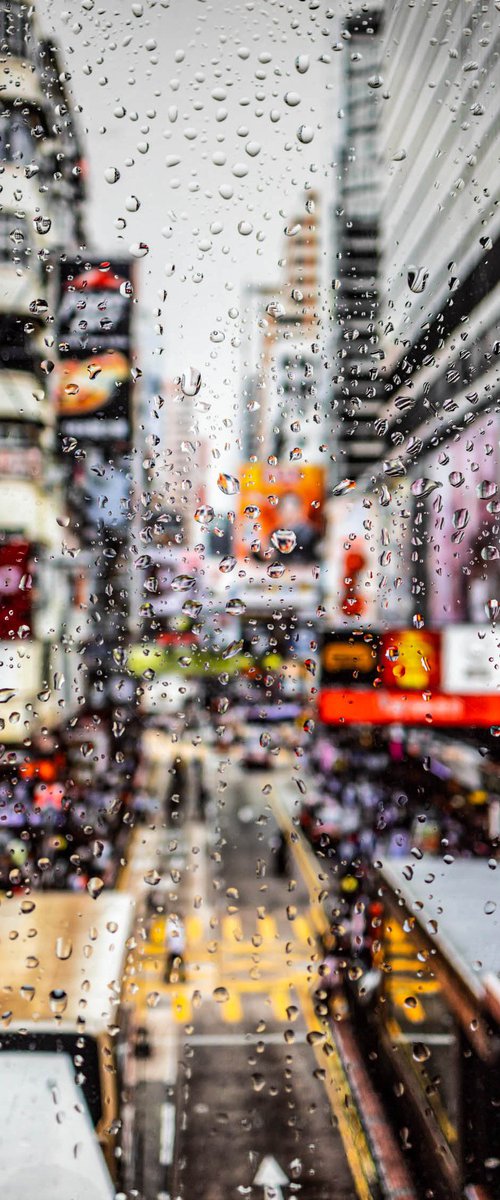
[
  {"x1": 442, "y1": 625, "x2": 500, "y2": 695},
  {"x1": 235, "y1": 463, "x2": 325, "y2": 563},
  {"x1": 322, "y1": 492, "x2": 378, "y2": 630},
  {"x1": 318, "y1": 688, "x2": 500, "y2": 727},
  {"x1": 0, "y1": 539, "x2": 32, "y2": 638},
  {"x1": 56, "y1": 259, "x2": 133, "y2": 443},
  {"x1": 320, "y1": 633, "x2": 379, "y2": 687},
  {"x1": 379, "y1": 629, "x2": 441, "y2": 691}
]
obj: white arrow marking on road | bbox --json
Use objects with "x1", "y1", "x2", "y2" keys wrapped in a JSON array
[{"x1": 253, "y1": 1155, "x2": 289, "y2": 1200}]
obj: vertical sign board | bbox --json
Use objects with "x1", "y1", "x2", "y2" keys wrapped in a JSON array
[{"x1": 55, "y1": 259, "x2": 133, "y2": 447}]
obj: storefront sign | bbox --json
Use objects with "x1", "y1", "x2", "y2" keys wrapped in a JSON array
[
  {"x1": 318, "y1": 687, "x2": 500, "y2": 727},
  {"x1": 379, "y1": 629, "x2": 441, "y2": 691},
  {"x1": 442, "y1": 625, "x2": 500, "y2": 694}
]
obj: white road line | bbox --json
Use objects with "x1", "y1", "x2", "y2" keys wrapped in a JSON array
[
  {"x1": 182, "y1": 1031, "x2": 308, "y2": 1047},
  {"x1": 392, "y1": 1032, "x2": 456, "y2": 1046},
  {"x1": 159, "y1": 1101, "x2": 176, "y2": 1166}
]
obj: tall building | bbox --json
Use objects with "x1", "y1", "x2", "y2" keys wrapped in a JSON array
[
  {"x1": 333, "y1": 7, "x2": 384, "y2": 479},
  {"x1": 377, "y1": 0, "x2": 500, "y2": 629},
  {"x1": 241, "y1": 190, "x2": 323, "y2": 465},
  {"x1": 0, "y1": 1, "x2": 86, "y2": 743}
]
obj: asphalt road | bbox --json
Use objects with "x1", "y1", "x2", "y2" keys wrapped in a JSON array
[{"x1": 167, "y1": 764, "x2": 358, "y2": 1200}]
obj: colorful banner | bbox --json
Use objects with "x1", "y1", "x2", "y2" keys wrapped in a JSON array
[
  {"x1": 318, "y1": 687, "x2": 500, "y2": 727},
  {"x1": 0, "y1": 539, "x2": 32, "y2": 638},
  {"x1": 320, "y1": 633, "x2": 379, "y2": 687},
  {"x1": 56, "y1": 259, "x2": 133, "y2": 443},
  {"x1": 235, "y1": 463, "x2": 325, "y2": 563},
  {"x1": 379, "y1": 629, "x2": 441, "y2": 691}
]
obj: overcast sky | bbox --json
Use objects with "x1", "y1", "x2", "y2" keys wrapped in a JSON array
[{"x1": 37, "y1": 0, "x2": 339, "y2": 442}]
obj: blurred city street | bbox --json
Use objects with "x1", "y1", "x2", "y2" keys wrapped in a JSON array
[{"x1": 0, "y1": 1, "x2": 499, "y2": 1198}]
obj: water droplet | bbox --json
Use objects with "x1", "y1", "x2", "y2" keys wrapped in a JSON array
[
  {"x1": 271, "y1": 529, "x2": 297, "y2": 554},
  {"x1": 267, "y1": 561, "x2": 285, "y2": 579},
  {"x1": 194, "y1": 505, "x2": 215, "y2": 524},
  {"x1": 222, "y1": 639, "x2": 244, "y2": 660},
  {"x1": 55, "y1": 938, "x2": 73, "y2": 961},
  {"x1": 171, "y1": 575, "x2": 196, "y2": 591},
  {"x1": 332, "y1": 478, "x2": 356, "y2": 497},
  {"x1": 407, "y1": 266, "x2": 429, "y2": 293},
  {"x1": 104, "y1": 167, "x2": 120, "y2": 184},
  {"x1": 213, "y1": 986, "x2": 229, "y2": 1003},
  {"x1": 49, "y1": 988, "x2": 68, "y2": 1015},
  {"x1": 477, "y1": 481, "x2": 497, "y2": 499},
  {"x1": 217, "y1": 472, "x2": 240, "y2": 495},
  {"x1": 225, "y1": 598, "x2": 246, "y2": 615},
  {"x1": 412, "y1": 1042, "x2": 431, "y2": 1062},
  {"x1": 297, "y1": 125, "x2": 314, "y2": 144},
  {"x1": 144, "y1": 869, "x2": 161, "y2": 886},
  {"x1": 284, "y1": 91, "x2": 301, "y2": 107},
  {"x1": 87, "y1": 877, "x2": 104, "y2": 899},
  {"x1": 219, "y1": 556, "x2": 236, "y2": 574},
  {"x1": 411, "y1": 478, "x2": 442, "y2": 497},
  {"x1": 34, "y1": 216, "x2": 51, "y2": 235},
  {"x1": 295, "y1": 54, "x2": 310, "y2": 74}
]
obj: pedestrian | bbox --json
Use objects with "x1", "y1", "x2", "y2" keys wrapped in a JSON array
[{"x1": 164, "y1": 915, "x2": 186, "y2": 982}]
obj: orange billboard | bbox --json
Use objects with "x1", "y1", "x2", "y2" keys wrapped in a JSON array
[{"x1": 235, "y1": 463, "x2": 325, "y2": 563}]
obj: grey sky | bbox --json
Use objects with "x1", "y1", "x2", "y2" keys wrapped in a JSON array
[{"x1": 37, "y1": 0, "x2": 338, "y2": 442}]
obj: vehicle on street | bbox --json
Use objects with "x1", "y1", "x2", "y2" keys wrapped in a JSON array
[
  {"x1": 0, "y1": 891, "x2": 136, "y2": 1185},
  {"x1": 0, "y1": 1050, "x2": 116, "y2": 1200}
]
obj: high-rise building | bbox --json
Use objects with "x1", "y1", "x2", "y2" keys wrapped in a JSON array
[
  {"x1": 377, "y1": 0, "x2": 500, "y2": 629},
  {"x1": 333, "y1": 7, "x2": 384, "y2": 479},
  {"x1": 241, "y1": 191, "x2": 322, "y2": 466},
  {"x1": 0, "y1": 1, "x2": 86, "y2": 742}
]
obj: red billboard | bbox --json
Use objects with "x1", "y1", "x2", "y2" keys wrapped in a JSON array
[
  {"x1": 0, "y1": 540, "x2": 32, "y2": 639},
  {"x1": 379, "y1": 629, "x2": 441, "y2": 691},
  {"x1": 56, "y1": 259, "x2": 133, "y2": 444},
  {"x1": 318, "y1": 688, "x2": 500, "y2": 727}
]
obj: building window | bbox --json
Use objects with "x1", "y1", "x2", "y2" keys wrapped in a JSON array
[
  {"x1": 0, "y1": 2, "x2": 31, "y2": 60},
  {"x1": 0, "y1": 211, "x2": 31, "y2": 263}
]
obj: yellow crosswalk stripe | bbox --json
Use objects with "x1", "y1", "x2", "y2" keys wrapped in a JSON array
[
  {"x1": 222, "y1": 914, "x2": 244, "y2": 944},
  {"x1": 171, "y1": 991, "x2": 191, "y2": 1023},
  {"x1": 293, "y1": 915, "x2": 313, "y2": 946},
  {"x1": 222, "y1": 990, "x2": 244, "y2": 1022},
  {"x1": 185, "y1": 914, "x2": 204, "y2": 946},
  {"x1": 271, "y1": 986, "x2": 294, "y2": 1021},
  {"x1": 258, "y1": 915, "x2": 279, "y2": 943}
]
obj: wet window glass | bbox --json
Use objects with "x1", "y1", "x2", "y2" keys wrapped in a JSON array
[{"x1": 0, "y1": 3, "x2": 499, "y2": 1199}]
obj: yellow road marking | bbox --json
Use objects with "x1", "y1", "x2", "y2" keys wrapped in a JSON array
[
  {"x1": 172, "y1": 991, "x2": 192, "y2": 1023},
  {"x1": 223, "y1": 991, "x2": 244, "y2": 1022},
  {"x1": 222, "y1": 914, "x2": 244, "y2": 943},
  {"x1": 185, "y1": 915, "x2": 204, "y2": 945},
  {"x1": 294, "y1": 915, "x2": 313, "y2": 946},
  {"x1": 271, "y1": 986, "x2": 294, "y2": 1022},
  {"x1": 258, "y1": 915, "x2": 279, "y2": 942},
  {"x1": 300, "y1": 989, "x2": 377, "y2": 1200}
]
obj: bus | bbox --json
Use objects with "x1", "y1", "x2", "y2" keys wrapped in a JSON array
[
  {"x1": 0, "y1": 1051, "x2": 116, "y2": 1200},
  {"x1": 0, "y1": 890, "x2": 135, "y2": 1185}
]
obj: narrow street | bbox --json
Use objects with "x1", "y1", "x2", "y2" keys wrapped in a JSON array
[{"x1": 125, "y1": 751, "x2": 378, "y2": 1200}]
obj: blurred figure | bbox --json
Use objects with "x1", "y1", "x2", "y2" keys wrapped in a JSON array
[{"x1": 165, "y1": 915, "x2": 186, "y2": 982}]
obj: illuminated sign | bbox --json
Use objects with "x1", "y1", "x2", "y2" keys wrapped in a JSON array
[{"x1": 318, "y1": 687, "x2": 500, "y2": 727}]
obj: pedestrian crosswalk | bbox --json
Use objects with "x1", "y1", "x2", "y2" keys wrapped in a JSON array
[{"x1": 128, "y1": 908, "x2": 318, "y2": 1024}]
